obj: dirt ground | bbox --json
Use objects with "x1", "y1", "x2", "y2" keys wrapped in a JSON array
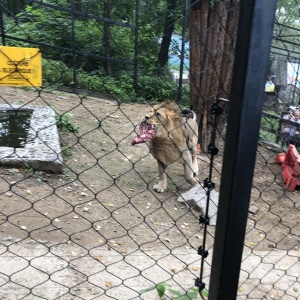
[{"x1": 0, "y1": 86, "x2": 299, "y2": 299}]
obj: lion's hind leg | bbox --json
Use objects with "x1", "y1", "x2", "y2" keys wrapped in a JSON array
[
  {"x1": 182, "y1": 151, "x2": 198, "y2": 186},
  {"x1": 187, "y1": 134, "x2": 199, "y2": 176},
  {"x1": 191, "y1": 145, "x2": 199, "y2": 176}
]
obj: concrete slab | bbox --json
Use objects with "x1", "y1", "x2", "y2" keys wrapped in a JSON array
[
  {"x1": 0, "y1": 104, "x2": 63, "y2": 173},
  {"x1": 177, "y1": 184, "x2": 219, "y2": 226},
  {"x1": 0, "y1": 238, "x2": 298, "y2": 300}
]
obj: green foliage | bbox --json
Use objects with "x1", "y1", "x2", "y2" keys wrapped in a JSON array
[
  {"x1": 137, "y1": 73, "x2": 178, "y2": 102},
  {"x1": 23, "y1": 162, "x2": 43, "y2": 183},
  {"x1": 1, "y1": 0, "x2": 27, "y2": 15},
  {"x1": 103, "y1": 72, "x2": 136, "y2": 101},
  {"x1": 156, "y1": 283, "x2": 166, "y2": 299},
  {"x1": 5, "y1": 2, "x2": 136, "y2": 73},
  {"x1": 168, "y1": 286, "x2": 208, "y2": 300},
  {"x1": 61, "y1": 146, "x2": 72, "y2": 157},
  {"x1": 4, "y1": 0, "x2": 172, "y2": 73},
  {"x1": 274, "y1": 0, "x2": 300, "y2": 58},
  {"x1": 180, "y1": 84, "x2": 191, "y2": 107},
  {"x1": 3, "y1": 1, "x2": 189, "y2": 104},
  {"x1": 43, "y1": 59, "x2": 178, "y2": 102},
  {"x1": 43, "y1": 59, "x2": 73, "y2": 87},
  {"x1": 140, "y1": 282, "x2": 208, "y2": 300},
  {"x1": 55, "y1": 111, "x2": 79, "y2": 133},
  {"x1": 260, "y1": 110, "x2": 281, "y2": 143},
  {"x1": 276, "y1": 0, "x2": 300, "y2": 24}
]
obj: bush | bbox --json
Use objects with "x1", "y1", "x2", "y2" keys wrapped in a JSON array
[
  {"x1": 137, "y1": 73, "x2": 178, "y2": 102},
  {"x1": 42, "y1": 60, "x2": 180, "y2": 103},
  {"x1": 42, "y1": 59, "x2": 73, "y2": 87}
]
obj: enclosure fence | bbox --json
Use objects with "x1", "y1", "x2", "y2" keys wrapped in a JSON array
[{"x1": 0, "y1": 1, "x2": 299, "y2": 300}]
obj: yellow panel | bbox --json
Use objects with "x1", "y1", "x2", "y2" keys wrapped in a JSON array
[
  {"x1": 0, "y1": 46, "x2": 42, "y2": 87},
  {"x1": 265, "y1": 81, "x2": 275, "y2": 92}
]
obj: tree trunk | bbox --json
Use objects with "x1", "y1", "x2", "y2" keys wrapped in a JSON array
[
  {"x1": 2, "y1": 0, "x2": 26, "y2": 15},
  {"x1": 156, "y1": 0, "x2": 177, "y2": 71},
  {"x1": 190, "y1": 0, "x2": 239, "y2": 151}
]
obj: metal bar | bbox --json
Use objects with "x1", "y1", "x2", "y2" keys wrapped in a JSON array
[
  {"x1": 134, "y1": 0, "x2": 139, "y2": 91},
  {"x1": 274, "y1": 20, "x2": 300, "y2": 31},
  {"x1": 1, "y1": 35, "x2": 134, "y2": 65},
  {"x1": 273, "y1": 37, "x2": 300, "y2": 47},
  {"x1": 70, "y1": 0, "x2": 77, "y2": 87},
  {"x1": 29, "y1": 0, "x2": 135, "y2": 29},
  {"x1": 208, "y1": 1, "x2": 278, "y2": 299},
  {"x1": 271, "y1": 47, "x2": 300, "y2": 58},
  {"x1": 0, "y1": 5, "x2": 6, "y2": 46}
]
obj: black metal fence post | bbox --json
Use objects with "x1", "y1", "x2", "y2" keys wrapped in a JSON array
[
  {"x1": 208, "y1": 1, "x2": 278, "y2": 299},
  {"x1": 70, "y1": 0, "x2": 77, "y2": 87},
  {"x1": 134, "y1": 0, "x2": 139, "y2": 91},
  {"x1": 0, "y1": 4, "x2": 6, "y2": 46}
]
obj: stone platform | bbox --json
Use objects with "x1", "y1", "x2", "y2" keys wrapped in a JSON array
[{"x1": 0, "y1": 104, "x2": 63, "y2": 173}]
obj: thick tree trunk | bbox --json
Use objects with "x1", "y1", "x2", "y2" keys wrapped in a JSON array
[
  {"x1": 190, "y1": 0, "x2": 239, "y2": 150},
  {"x1": 156, "y1": 0, "x2": 177, "y2": 71},
  {"x1": 189, "y1": 1, "x2": 201, "y2": 111},
  {"x1": 217, "y1": 1, "x2": 239, "y2": 136},
  {"x1": 2, "y1": 0, "x2": 26, "y2": 15}
]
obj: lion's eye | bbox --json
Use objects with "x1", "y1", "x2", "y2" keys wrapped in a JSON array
[{"x1": 155, "y1": 112, "x2": 160, "y2": 116}]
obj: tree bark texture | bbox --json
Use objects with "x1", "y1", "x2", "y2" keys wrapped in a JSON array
[
  {"x1": 156, "y1": 0, "x2": 177, "y2": 71},
  {"x1": 189, "y1": 0, "x2": 239, "y2": 150}
]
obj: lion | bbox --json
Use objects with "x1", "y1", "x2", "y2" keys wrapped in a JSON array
[{"x1": 131, "y1": 101, "x2": 199, "y2": 193}]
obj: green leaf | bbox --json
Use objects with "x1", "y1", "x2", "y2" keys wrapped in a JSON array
[
  {"x1": 186, "y1": 290, "x2": 198, "y2": 299},
  {"x1": 168, "y1": 288, "x2": 184, "y2": 296},
  {"x1": 156, "y1": 283, "x2": 166, "y2": 299},
  {"x1": 171, "y1": 287, "x2": 203, "y2": 300},
  {"x1": 201, "y1": 289, "x2": 209, "y2": 297}
]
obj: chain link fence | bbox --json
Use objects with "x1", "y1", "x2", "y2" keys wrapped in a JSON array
[{"x1": 0, "y1": 1, "x2": 299, "y2": 300}]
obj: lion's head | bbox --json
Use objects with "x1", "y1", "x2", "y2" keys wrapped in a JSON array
[{"x1": 131, "y1": 101, "x2": 184, "y2": 146}]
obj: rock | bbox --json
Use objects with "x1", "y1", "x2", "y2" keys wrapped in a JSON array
[
  {"x1": 5, "y1": 191, "x2": 13, "y2": 197},
  {"x1": 177, "y1": 184, "x2": 219, "y2": 226},
  {"x1": 248, "y1": 205, "x2": 259, "y2": 214},
  {"x1": 268, "y1": 243, "x2": 276, "y2": 249}
]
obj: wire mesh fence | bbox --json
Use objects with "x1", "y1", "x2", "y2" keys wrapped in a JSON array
[{"x1": 0, "y1": 1, "x2": 299, "y2": 300}]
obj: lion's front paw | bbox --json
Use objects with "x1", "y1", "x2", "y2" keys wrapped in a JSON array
[{"x1": 153, "y1": 182, "x2": 167, "y2": 193}]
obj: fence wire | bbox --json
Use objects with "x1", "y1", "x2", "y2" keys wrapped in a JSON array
[{"x1": 0, "y1": 1, "x2": 299, "y2": 300}]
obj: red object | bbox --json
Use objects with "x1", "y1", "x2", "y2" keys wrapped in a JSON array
[
  {"x1": 281, "y1": 145, "x2": 300, "y2": 191},
  {"x1": 274, "y1": 152, "x2": 286, "y2": 164}
]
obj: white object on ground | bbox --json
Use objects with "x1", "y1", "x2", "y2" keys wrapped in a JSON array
[{"x1": 177, "y1": 184, "x2": 219, "y2": 226}]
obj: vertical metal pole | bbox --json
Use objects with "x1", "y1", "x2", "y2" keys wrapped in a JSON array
[
  {"x1": 70, "y1": 0, "x2": 77, "y2": 87},
  {"x1": 177, "y1": 0, "x2": 189, "y2": 103},
  {"x1": 0, "y1": 4, "x2": 6, "y2": 46},
  {"x1": 208, "y1": 1, "x2": 278, "y2": 299},
  {"x1": 134, "y1": 0, "x2": 139, "y2": 91}
]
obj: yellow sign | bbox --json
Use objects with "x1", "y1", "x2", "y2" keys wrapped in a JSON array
[
  {"x1": 0, "y1": 46, "x2": 42, "y2": 86},
  {"x1": 265, "y1": 80, "x2": 275, "y2": 92}
]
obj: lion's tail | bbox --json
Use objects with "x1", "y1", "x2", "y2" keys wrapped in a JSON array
[
  {"x1": 191, "y1": 111, "x2": 196, "y2": 121},
  {"x1": 181, "y1": 109, "x2": 196, "y2": 121}
]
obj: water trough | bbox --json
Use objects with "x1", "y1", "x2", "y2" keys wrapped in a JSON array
[{"x1": 0, "y1": 104, "x2": 63, "y2": 173}]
